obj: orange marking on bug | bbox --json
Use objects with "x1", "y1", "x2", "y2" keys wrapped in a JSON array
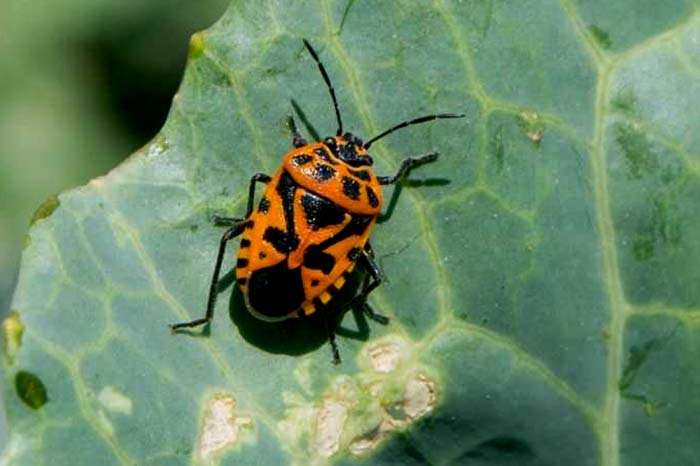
[{"x1": 284, "y1": 140, "x2": 382, "y2": 216}]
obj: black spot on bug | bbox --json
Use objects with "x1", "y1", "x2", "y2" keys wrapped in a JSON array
[
  {"x1": 350, "y1": 169, "x2": 370, "y2": 181},
  {"x1": 366, "y1": 186, "x2": 379, "y2": 207},
  {"x1": 277, "y1": 172, "x2": 300, "y2": 251},
  {"x1": 342, "y1": 177, "x2": 361, "y2": 200},
  {"x1": 314, "y1": 148, "x2": 336, "y2": 164},
  {"x1": 248, "y1": 261, "x2": 305, "y2": 317},
  {"x1": 264, "y1": 226, "x2": 300, "y2": 254},
  {"x1": 236, "y1": 278, "x2": 247, "y2": 286},
  {"x1": 348, "y1": 247, "x2": 361, "y2": 261},
  {"x1": 301, "y1": 192, "x2": 346, "y2": 230},
  {"x1": 258, "y1": 197, "x2": 270, "y2": 214},
  {"x1": 314, "y1": 163, "x2": 336, "y2": 182},
  {"x1": 311, "y1": 279, "x2": 320, "y2": 287},
  {"x1": 246, "y1": 220, "x2": 254, "y2": 229},
  {"x1": 237, "y1": 258, "x2": 249, "y2": 268},
  {"x1": 240, "y1": 238, "x2": 251, "y2": 248},
  {"x1": 259, "y1": 251, "x2": 267, "y2": 259},
  {"x1": 292, "y1": 154, "x2": 313, "y2": 166},
  {"x1": 304, "y1": 245, "x2": 336, "y2": 274}
]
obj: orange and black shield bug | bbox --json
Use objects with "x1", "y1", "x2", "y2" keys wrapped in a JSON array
[{"x1": 171, "y1": 40, "x2": 463, "y2": 363}]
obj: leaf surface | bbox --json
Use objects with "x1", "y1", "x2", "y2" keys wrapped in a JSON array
[{"x1": 4, "y1": 1, "x2": 700, "y2": 465}]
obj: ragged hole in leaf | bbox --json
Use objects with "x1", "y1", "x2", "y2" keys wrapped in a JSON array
[
  {"x1": 316, "y1": 399, "x2": 348, "y2": 458},
  {"x1": 198, "y1": 394, "x2": 253, "y2": 464}
]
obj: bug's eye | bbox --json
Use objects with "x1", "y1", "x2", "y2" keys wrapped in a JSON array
[
  {"x1": 354, "y1": 155, "x2": 373, "y2": 167},
  {"x1": 344, "y1": 154, "x2": 373, "y2": 167}
]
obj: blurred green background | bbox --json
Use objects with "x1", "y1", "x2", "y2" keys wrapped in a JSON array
[{"x1": 0, "y1": 0, "x2": 228, "y2": 445}]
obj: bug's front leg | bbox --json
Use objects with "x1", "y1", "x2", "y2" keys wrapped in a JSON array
[
  {"x1": 244, "y1": 173, "x2": 272, "y2": 216},
  {"x1": 212, "y1": 172, "x2": 272, "y2": 226},
  {"x1": 377, "y1": 152, "x2": 439, "y2": 185}
]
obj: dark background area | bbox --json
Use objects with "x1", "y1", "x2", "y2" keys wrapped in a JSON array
[{"x1": 0, "y1": 0, "x2": 229, "y2": 446}]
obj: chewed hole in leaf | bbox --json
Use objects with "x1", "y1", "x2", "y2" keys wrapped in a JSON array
[{"x1": 198, "y1": 394, "x2": 252, "y2": 463}]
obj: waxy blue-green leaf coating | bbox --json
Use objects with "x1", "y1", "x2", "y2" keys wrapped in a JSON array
[{"x1": 3, "y1": 1, "x2": 700, "y2": 465}]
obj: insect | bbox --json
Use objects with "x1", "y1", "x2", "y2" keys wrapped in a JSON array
[{"x1": 171, "y1": 40, "x2": 463, "y2": 363}]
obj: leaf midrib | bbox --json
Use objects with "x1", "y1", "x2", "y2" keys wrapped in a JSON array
[{"x1": 563, "y1": 6, "x2": 700, "y2": 466}]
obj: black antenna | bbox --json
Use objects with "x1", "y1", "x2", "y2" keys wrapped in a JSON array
[
  {"x1": 303, "y1": 40, "x2": 343, "y2": 136},
  {"x1": 364, "y1": 113, "x2": 464, "y2": 149}
]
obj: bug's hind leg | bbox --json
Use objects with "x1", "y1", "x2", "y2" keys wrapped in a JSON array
[
  {"x1": 325, "y1": 316, "x2": 342, "y2": 365},
  {"x1": 348, "y1": 243, "x2": 390, "y2": 325},
  {"x1": 175, "y1": 171, "x2": 271, "y2": 330},
  {"x1": 172, "y1": 172, "x2": 269, "y2": 330},
  {"x1": 287, "y1": 114, "x2": 307, "y2": 148},
  {"x1": 170, "y1": 221, "x2": 247, "y2": 330},
  {"x1": 296, "y1": 303, "x2": 342, "y2": 365},
  {"x1": 377, "y1": 152, "x2": 439, "y2": 185},
  {"x1": 324, "y1": 244, "x2": 389, "y2": 364}
]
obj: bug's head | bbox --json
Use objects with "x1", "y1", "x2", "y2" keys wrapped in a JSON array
[
  {"x1": 303, "y1": 39, "x2": 464, "y2": 162},
  {"x1": 323, "y1": 133, "x2": 373, "y2": 167}
]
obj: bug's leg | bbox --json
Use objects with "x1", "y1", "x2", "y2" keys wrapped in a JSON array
[
  {"x1": 287, "y1": 114, "x2": 307, "y2": 148},
  {"x1": 170, "y1": 221, "x2": 247, "y2": 330},
  {"x1": 244, "y1": 173, "x2": 272, "y2": 217},
  {"x1": 213, "y1": 215, "x2": 244, "y2": 227},
  {"x1": 212, "y1": 172, "x2": 270, "y2": 227},
  {"x1": 172, "y1": 172, "x2": 269, "y2": 331},
  {"x1": 350, "y1": 245, "x2": 390, "y2": 324},
  {"x1": 377, "y1": 152, "x2": 439, "y2": 185},
  {"x1": 326, "y1": 315, "x2": 342, "y2": 365}
]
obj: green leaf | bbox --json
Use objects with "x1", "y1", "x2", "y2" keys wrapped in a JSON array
[{"x1": 4, "y1": 1, "x2": 700, "y2": 465}]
